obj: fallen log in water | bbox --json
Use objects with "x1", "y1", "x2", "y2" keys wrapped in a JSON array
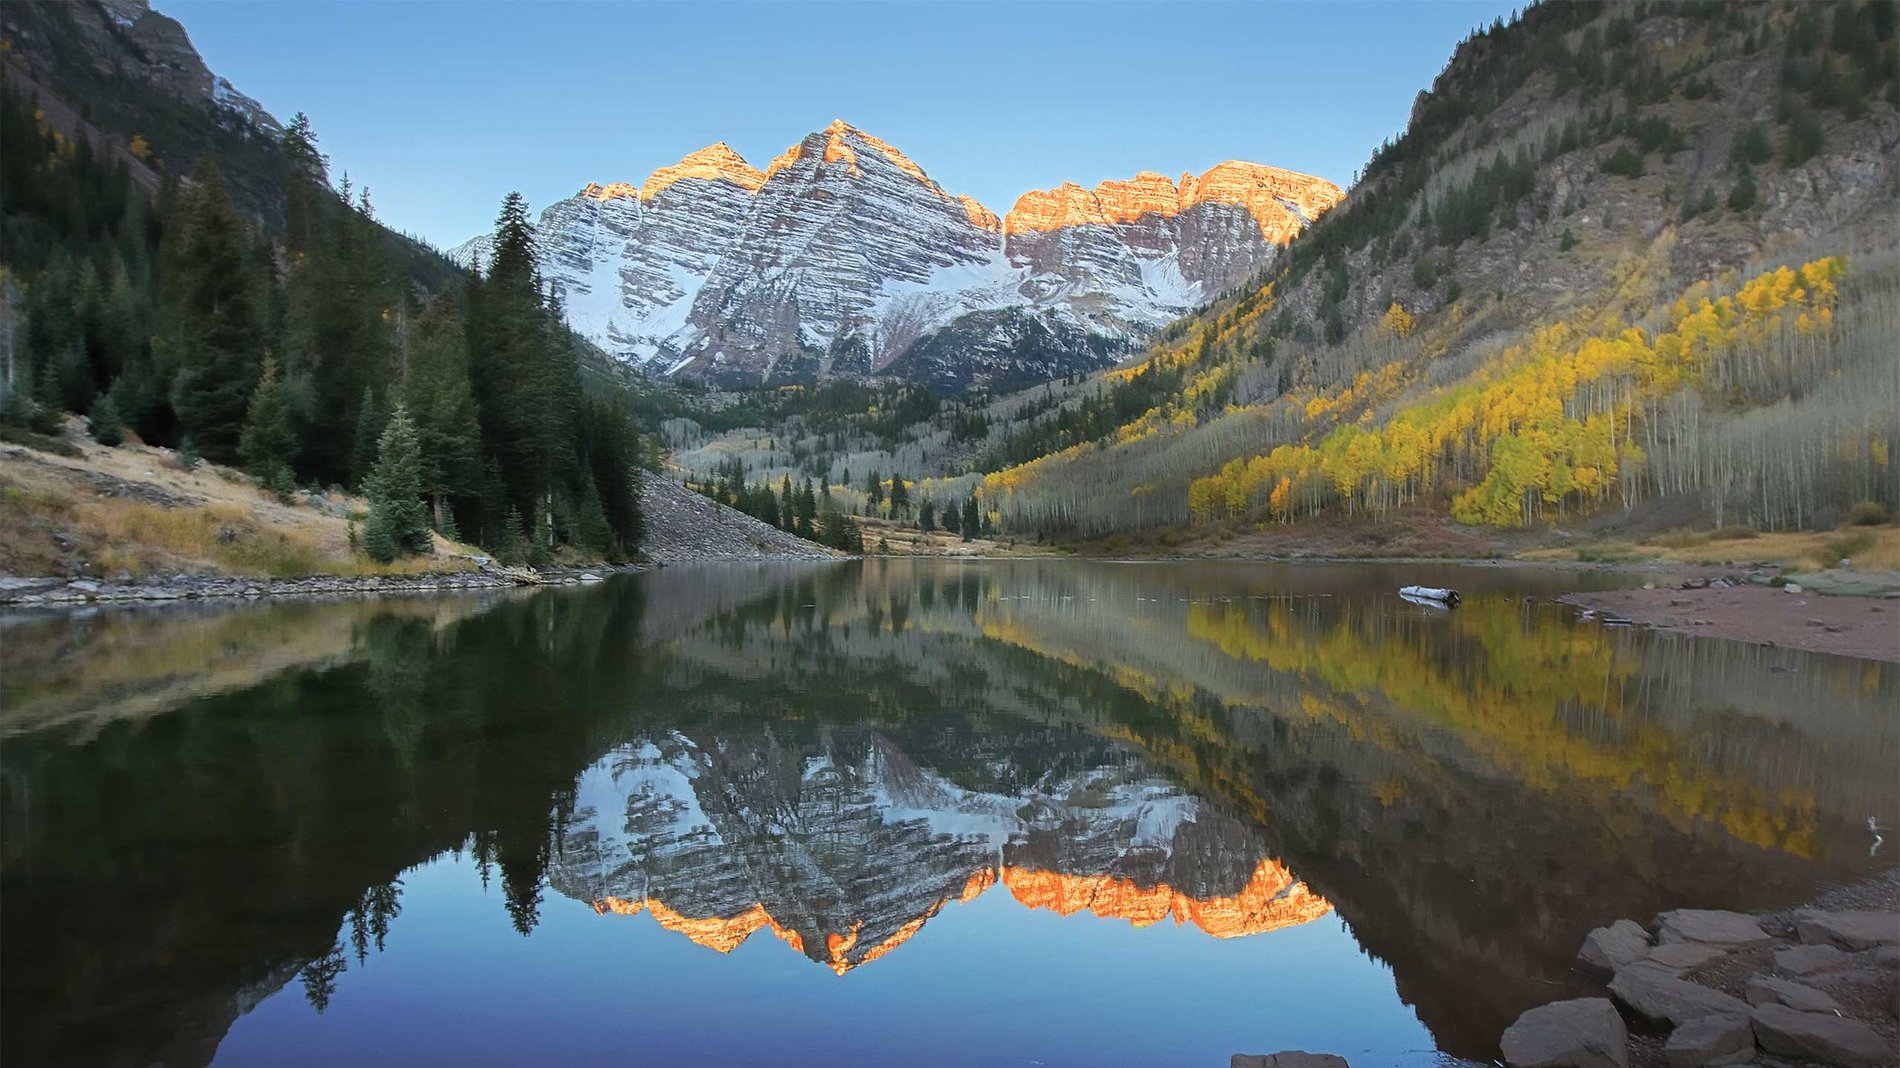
[{"x1": 1400, "y1": 585, "x2": 1461, "y2": 608}]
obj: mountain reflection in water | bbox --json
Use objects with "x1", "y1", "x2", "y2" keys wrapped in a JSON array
[{"x1": 2, "y1": 560, "x2": 1893, "y2": 1067}]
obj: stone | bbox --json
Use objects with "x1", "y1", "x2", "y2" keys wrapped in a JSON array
[
  {"x1": 1783, "y1": 582, "x2": 1804, "y2": 593},
  {"x1": 1774, "y1": 943, "x2": 1849, "y2": 976},
  {"x1": 67, "y1": 579, "x2": 101, "y2": 594},
  {"x1": 1744, "y1": 975, "x2": 1841, "y2": 1013},
  {"x1": 1750, "y1": 1003, "x2": 1891, "y2": 1067},
  {"x1": 1794, "y1": 909, "x2": 1900, "y2": 950},
  {"x1": 1500, "y1": 998, "x2": 1629, "y2": 1068},
  {"x1": 1877, "y1": 945, "x2": 1899, "y2": 968},
  {"x1": 1657, "y1": 909, "x2": 1774, "y2": 949},
  {"x1": 1231, "y1": 1054, "x2": 1350, "y2": 1068},
  {"x1": 1579, "y1": 920, "x2": 1653, "y2": 978},
  {"x1": 1646, "y1": 943, "x2": 1728, "y2": 972},
  {"x1": 1610, "y1": 962, "x2": 1752, "y2": 1027},
  {"x1": 1663, "y1": 1014, "x2": 1754, "y2": 1068}
]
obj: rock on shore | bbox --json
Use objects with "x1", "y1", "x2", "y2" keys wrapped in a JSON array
[{"x1": 1508, "y1": 892, "x2": 1899, "y2": 1068}]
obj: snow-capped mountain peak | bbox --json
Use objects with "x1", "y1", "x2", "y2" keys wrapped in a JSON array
[{"x1": 448, "y1": 122, "x2": 1343, "y2": 390}]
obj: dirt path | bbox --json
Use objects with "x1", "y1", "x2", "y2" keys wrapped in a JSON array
[{"x1": 1561, "y1": 584, "x2": 1900, "y2": 663}]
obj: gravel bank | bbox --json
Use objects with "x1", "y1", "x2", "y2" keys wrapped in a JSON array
[{"x1": 639, "y1": 472, "x2": 846, "y2": 564}]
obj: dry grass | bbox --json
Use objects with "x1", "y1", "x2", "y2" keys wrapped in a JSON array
[
  {"x1": 1521, "y1": 524, "x2": 1900, "y2": 573},
  {"x1": 0, "y1": 419, "x2": 481, "y2": 579}
]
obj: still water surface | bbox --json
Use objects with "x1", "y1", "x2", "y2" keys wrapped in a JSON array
[{"x1": 3, "y1": 561, "x2": 1895, "y2": 1067}]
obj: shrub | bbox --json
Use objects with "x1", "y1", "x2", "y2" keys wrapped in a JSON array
[
  {"x1": 1602, "y1": 145, "x2": 1644, "y2": 177},
  {"x1": 1822, "y1": 530, "x2": 1877, "y2": 565},
  {"x1": 1846, "y1": 500, "x2": 1890, "y2": 526}
]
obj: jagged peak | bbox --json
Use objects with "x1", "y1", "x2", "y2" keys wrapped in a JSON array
[
  {"x1": 586, "y1": 859, "x2": 1328, "y2": 973},
  {"x1": 637, "y1": 142, "x2": 766, "y2": 201},
  {"x1": 763, "y1": 120, "x2": 935, "y2": 191},
  {"x1": 1004, "y1": 161, "x2": 1344, "y2": 241}
]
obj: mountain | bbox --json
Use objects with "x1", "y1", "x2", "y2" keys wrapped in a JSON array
[
  {"x1": 551, "y1": 729, "x2": 1328, "y2": 974},
  {"x1": 967, "y1": 0, "x2": 1899, "y2": 541},
  {"x1": 0, "y1": 0, "x2": 459, "y2": 292},
  {"x1": 449, "y1": 120, "x2": 1342, "y2": 390}
]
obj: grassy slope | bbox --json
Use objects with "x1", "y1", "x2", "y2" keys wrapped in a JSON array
[{"x1": 0, "y1": 419, "x2": 481, "y2": 579}]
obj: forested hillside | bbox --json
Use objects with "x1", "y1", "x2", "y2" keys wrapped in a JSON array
[
  {"x1": 959, "y1": 0, "x2": 1898, "y2": 542},
  {"x1": 1, "y1": 71, "x2": 647, "y2": 566}
]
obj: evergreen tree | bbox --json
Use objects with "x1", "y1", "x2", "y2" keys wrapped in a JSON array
[
  {"x1": 362, "y1": 403, "x2": 432, "y2": 563},
  {"x1": 158, "y1": 161, "x2": 266, "y2": 464},
  {"x1": 87, "y1": 392, "x2": 123, "y2": 446},
  {"x1": 779, "y1": 475, "x2": 795, "y2": 531},
  {"x1": 796, "y1": 477, "x2": 818, "y2": 535},
  {"x1": 352, "y1": 386, "x2": 386, "y2": 489},
  {"x1": 866, "y1": 469, "x2": 884, "y2": 512},
  {"x1": 941, "y1": 498, "x2": 960, "y2": 536},
  {"x1": 961, "y1": 496, "x2": 979, "y2": 542},
  {"x1": 918, "y1": 499, "x2": 935, "y2": 532},
  {"x1": 1728, "y1": 166, "x2": 1758, "y2": 211},
  {"x1": 240, "y1": 357, "x2": 298, "y2": 495},
  {"x1": 401, "y1": 295, "x2": 482, "y2": 529},
  {"x1": 887, "y1": 475, "x2": 909, "y2": 520}
]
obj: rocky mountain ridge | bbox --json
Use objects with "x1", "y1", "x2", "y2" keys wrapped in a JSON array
[
  {"x1": 450, "y1": 120, "x2": 1342, "y2": 390},
  {"x1": 549, "y1": 728, "x2": 1330, "y2": 975}
]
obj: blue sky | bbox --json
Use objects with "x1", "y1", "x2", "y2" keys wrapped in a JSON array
[{"x1": 167, "y1": 1, "x2": 1519, "y2": 250}]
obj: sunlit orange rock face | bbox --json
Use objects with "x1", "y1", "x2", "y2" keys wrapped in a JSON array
[
  {"x1": 635, "y1": 143, "x2": 765, "y2": 201},
  {"x1": 588, "y1": 859, "x2": 1328, "y2": 973},
  {"x1": 1000, "y1": 859, "x2": 1331, "y2": 938},
  {"x1": 1004, "y1": 162, "x2": 1344, "y2": 242}
]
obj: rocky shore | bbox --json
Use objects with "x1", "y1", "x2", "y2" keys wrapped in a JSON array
[
  {"x1": 1232, "y1": 874, "x2": 1898, "y2": 1068},
  {"x1": 0, "y1": 563, "x2": 632, "y2": 607},
  {"x1": 1507, "y1": 878, "x2": 1899, "y2": 1068},
  {"x1": 1562, "y1": 574, "x2": 1900, "y2": 663}
]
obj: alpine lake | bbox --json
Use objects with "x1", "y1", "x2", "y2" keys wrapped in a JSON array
[{"x1": 4, "y1": 560, "x2": 1894, "y2": 1067}]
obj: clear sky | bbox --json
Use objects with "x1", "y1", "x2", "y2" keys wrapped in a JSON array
[{"x1": 166, "y1": 0, "x2": 1519, "y2": 251}]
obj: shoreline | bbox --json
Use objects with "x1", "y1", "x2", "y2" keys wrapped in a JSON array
[
  {"x1": 1561, "y1": 582, "x2": 1899, "y2": 663},
  {"x1": 0, "y1": 564, "x2": 641, "y2": 608}
]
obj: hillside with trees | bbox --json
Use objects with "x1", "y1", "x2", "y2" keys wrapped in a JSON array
[
  {"x1": 952, "y1": 0, "x2": 1897, "y2": 544},
  {"x1": 0, "y1": 81, "x2": 647, "y2": 567}
]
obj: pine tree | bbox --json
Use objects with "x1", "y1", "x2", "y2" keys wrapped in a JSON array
[
  {"x1": 887, "y1": 475, "x2": 909, "y2": 520},
  {"x1": 1728, "y1": 166, "x2": 1758, "y2": 211},
  {"x1": 941, "y1": 498, "x2": 960, "y2": 535},
  {"x1": 402, "y1": 295, "x2": 482, "y2": 529},
  {"x1": 362, "y1": 403, "x2": 432, "y2": 563},
  {"x1": 796, "y1": 477, "x2": 818, "y2": 536},
  {"x1": 919, "y1": 499, "x2": 936, "y2": 532},
  {"x1": 961, "y1": 496, "x2": 979, "y2": 542},
  {"x1": 352, "y1": 386, "x2": 387, "y2": 490},
  {"x1": 240, "y1": 357, "x2": 297, "y2": 496},
  {"x1": 87, "y1": 392, "x2": 123, "y2": 446},
  {"x1": 779, "y1": 475, "x2": 795, "y2": 531},
  {"x1": 159, "y1": 160, "x2": 266, "y2": 465},
  {"x1": 866, "y1": 469, "x2": 884, "y2": 512}
]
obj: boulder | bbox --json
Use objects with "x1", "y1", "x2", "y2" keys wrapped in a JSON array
[
  {"x1": 1751, "y1": 1003, "x2": 1891, "y2": 1067},
  {"x1": 1793, "y1": 909, "x2": 1900, "y2": 950},
  {"x1": 1663, "y1": 1014, "x2": 1753, "y2": 1068},
  {"x1": 1610, "y1": 962, "x2": 1752, "y2": 1027},
  {"x1": 1231, "y1": 1054, "x2": 1350, "y2": 1068},
  {"x1": 1743, "y1": 975, "x2": 1841, "y2": 1013},
  {"x1": 1773, "y1": 943, "x2": 1849, "y2": 976},
  {"x1": 1645, "y1": 943, "x2": 1727, "y2": 972},
  {"x1": 1579, "y1": 920, "x2": 1653, "y2": 978},
  {"x1": 1500, "y1": 998, "x2": 1629, "y2": 1068},
  {"x1": 1656, "y1": 909, "x2": 1773, "y2": 949}
]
